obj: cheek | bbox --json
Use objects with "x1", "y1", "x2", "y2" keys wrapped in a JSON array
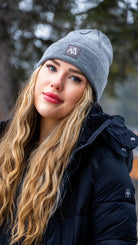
[
  {"x1": 35, "y1": 67, "x2": 48, "y2": 89},
  {"x1": 34, "y1": 90, "x2": 39, "y2": 112},
  {"x1": 34, "y1": 72, "x2": 46, "y2": 101},
  {"x1": 34, "y1": 82, "x2": 39, "y2": 102},
  {"x1": 69, "y1": 87, "x2": 85, "y2": 106},
  {"x1": 34, "y1": 79, "x2": 42, "y2": 109}
]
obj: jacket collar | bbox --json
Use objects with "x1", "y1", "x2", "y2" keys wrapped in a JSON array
[{"x1": 78, "y1": 103, "x2": 112, "y2": 148}]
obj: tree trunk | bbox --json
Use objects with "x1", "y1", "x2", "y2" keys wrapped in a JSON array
[
  {"x1": 0, "y1": 42, "x2": 13, "y2": 120},
  {"x1": 0, "y1": 14, "x2": 13, "y2": 121}
]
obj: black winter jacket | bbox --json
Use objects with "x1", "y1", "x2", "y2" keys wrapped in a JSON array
[{"x1": 0, "y1": 104, "x2": 138, "y2": 245}]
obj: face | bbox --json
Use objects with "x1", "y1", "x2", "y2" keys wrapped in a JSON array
[{"x1": 34, "y1": 59, "x2": 87, "y2": 121}]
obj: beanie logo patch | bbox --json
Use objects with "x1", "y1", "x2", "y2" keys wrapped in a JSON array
[{"x1": 65, "y1": 45, "x2": 81, "y2": 59}]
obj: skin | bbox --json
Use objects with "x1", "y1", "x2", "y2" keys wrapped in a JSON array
[{"x1": 34, "y1": 59, "x2": 88, "y2": 142}]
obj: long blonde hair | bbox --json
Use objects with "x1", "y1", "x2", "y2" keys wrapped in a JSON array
[{"x1": 0, "y1": 66, "x2": 93, "y2": 244}]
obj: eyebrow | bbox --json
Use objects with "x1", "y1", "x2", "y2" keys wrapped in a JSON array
[{"x1": 49, "y1": 59, "x2": 84, "y2": 76}]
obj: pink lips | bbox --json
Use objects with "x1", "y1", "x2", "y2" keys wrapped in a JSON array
[{"x1": 43, "y1": 92, "x2": 63, "y2": 104}]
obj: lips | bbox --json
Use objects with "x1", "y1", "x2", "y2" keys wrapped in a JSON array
[{"x1": 43, "y1": 92, "x2": 63, "y2": 104}]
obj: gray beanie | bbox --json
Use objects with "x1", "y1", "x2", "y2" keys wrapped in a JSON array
[{"x1": 37, "y1": 29, "x2": 113, "y2": 101}]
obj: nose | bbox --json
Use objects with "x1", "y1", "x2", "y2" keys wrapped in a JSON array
[{"x1": 50, "y1": 73, "x2": 64, "y2": 91}]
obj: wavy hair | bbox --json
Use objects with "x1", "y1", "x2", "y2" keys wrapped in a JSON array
[{"x1": 0, "y1": 65, "x2": 93, "y2": 244}]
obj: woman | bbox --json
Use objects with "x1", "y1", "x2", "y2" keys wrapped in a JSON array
[{"x1": 0, "y1": 29, "x2": 138, "y2": 245}]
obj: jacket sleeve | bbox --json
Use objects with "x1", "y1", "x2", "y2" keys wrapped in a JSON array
[{"x1": 89, "y1": 147, "x2": 137, "y2": 245}]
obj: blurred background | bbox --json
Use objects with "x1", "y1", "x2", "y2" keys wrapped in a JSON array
[{"x1": 0, "y1": 0, "x2": 138, "y2": 235}]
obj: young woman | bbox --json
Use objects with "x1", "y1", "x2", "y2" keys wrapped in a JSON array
[{"x1": 0, "y1": 29, "x2": 138, "y2": 245}]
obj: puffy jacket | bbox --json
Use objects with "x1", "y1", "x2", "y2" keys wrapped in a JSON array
[{"x1": 0, "y1": 103, "x2": 138, "y2": 245}]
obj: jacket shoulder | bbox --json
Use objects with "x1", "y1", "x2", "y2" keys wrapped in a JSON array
[{"x1": 100, "y1": 115, "x2": 138, "y2": 172}]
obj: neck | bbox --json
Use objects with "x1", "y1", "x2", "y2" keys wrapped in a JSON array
[{"x1": 39, "y1": 117, "x2": 60, "y2": 144}]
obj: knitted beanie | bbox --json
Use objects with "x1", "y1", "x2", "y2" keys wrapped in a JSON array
[{"x1": 37, "y1": 29, "x2": 113, "y2": 101}]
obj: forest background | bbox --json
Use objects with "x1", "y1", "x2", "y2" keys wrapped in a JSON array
[{"x1": 0, "y1": 0, "x2": 138, "y2": 234}]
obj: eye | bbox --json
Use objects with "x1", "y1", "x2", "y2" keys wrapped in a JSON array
[
  {"x1": 46, "y1": 64, "x2": 57, "y2": 72},
  {"x1": 70, "y1": 76, "x2": 81, "y2": 83}
]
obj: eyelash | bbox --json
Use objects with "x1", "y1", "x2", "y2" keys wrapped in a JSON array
[
  {"x1": 46, "y1": 63, "x2": 82, "y2": 83},
  {"x1": 70, "y1": 76, "x2": 81, "y2": 83},
  {"x1": 46, "y1": 64, "x2": 56, "y2": 72}
]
